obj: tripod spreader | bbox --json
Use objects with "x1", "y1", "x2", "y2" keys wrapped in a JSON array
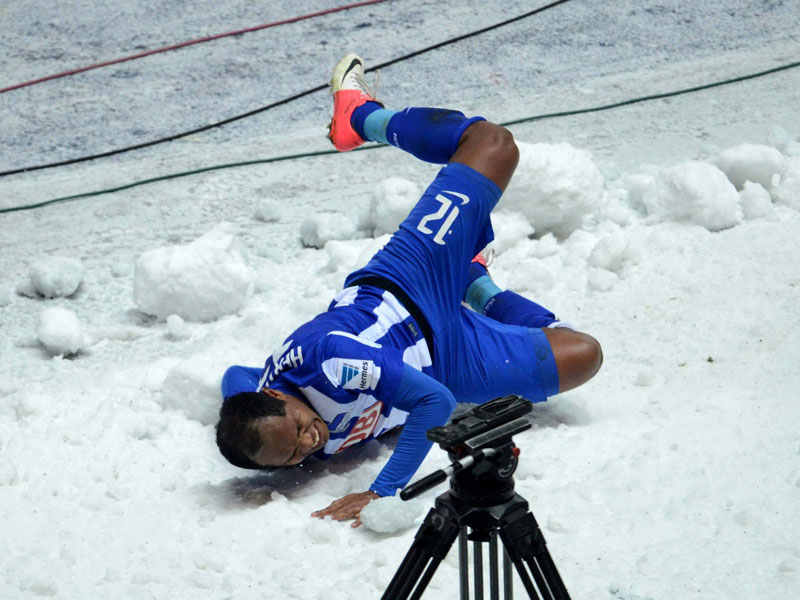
[{"x1": 400, "y1": 448, "x2": 498, "y2": 501}]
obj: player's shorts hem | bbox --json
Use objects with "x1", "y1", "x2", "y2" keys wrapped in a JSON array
[{"x1": 529, "y1": 327, "x2": 560, "y2": 399}]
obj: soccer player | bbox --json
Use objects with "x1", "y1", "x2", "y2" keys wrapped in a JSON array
[{"x1": 216, "y1": 54, "x2": 602, "y2": 526}]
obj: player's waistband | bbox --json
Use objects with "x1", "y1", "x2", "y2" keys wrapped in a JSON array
[{"x1": 347, "y1": 275, "x2": 434, "y2": 362}]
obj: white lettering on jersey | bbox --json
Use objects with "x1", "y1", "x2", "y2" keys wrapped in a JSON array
[
  {"x1": 336, "y1": 401, "x2": 384, "y2": 452},
  {"x1": 258, "y1": 339, "x2": 303, "y2": 390},
  {"x1": 416, "y1": 191, "x2": 470, "y2": 245},
  {"x1": 324, "y1": 358, "x2": 376, "y2": 391}
]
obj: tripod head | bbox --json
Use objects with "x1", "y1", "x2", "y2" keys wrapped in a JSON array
[{"x1": 401, "y1": 395, "x2": 532, "y2": 505}]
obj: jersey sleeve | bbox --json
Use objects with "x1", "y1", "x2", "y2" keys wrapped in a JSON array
[
  {"x1": 284, "y1": 331, "x2": 407, "y2": 406},
  {"x1": 369, "y1": 363, "x2": 457, "y2": 497},
  {"x1": 221, "y1": 365, "x2": 263, "y2": 399}
]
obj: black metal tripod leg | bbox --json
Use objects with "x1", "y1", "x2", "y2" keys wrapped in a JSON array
[
  {"x1": 498, "y1": 509, "x2": 571, "y2": 600},
  {"x1": 382, "y1": 503, "x2": 462, "y2": 600}
]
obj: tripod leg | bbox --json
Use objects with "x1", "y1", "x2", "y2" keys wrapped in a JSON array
[
  {"x1": 503, "y1": 548, "x2": 513, "y2": 600},
  {"x1": 498, "y1": 508, "x2": 571, "y2": 600},
  {"x1": 489, "y1": 531, "x2": 500, "y2": 600},
  {"x1": 382, "y1": 502, "x2": 462, "y2": 600},
  {"x1": 459, "y1": 528, "x2": 469, "y2": 600},
  {"x1": 474, "y1": 537, "x2": 484, "y2": 600}
]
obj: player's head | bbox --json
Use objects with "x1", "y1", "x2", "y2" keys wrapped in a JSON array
[{"x1": 216, "y1": 389, "x2": 329, "y2": 469}]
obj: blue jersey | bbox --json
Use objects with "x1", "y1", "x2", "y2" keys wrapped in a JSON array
[{"x1": 257, "y1": 284, "x2": 433, "y2": 456}]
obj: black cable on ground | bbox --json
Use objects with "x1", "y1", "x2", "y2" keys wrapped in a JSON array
[
  {"x1": 0, "y1": 0, "x2": 573, "y2": 179},
  {"x1": 1, "y1": 58, "x2": 797, "y2": 216},
  {"x1": 503, "y1": 59, "x2": 800, "y2": 127}
]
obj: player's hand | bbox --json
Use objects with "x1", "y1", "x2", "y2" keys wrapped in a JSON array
[{"x1": 311, "y1": 490, "x2": 380, "y2": 528}]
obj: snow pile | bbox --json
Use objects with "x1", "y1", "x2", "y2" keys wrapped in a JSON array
[
  {"x1": 587, "y1": 233, "x2": 640, "y2": 275},
  {"x1": 643, "y1": 160, "x2": 742, "y2": 231},
  {"x1": 502, "y1": 142, "x2": 605, "y2": 238},
  {"x1": 165, "y1": 314, "x2": 191, "y2": 340},
  {"x1": 359, "y1": 495, "x2": 424, "y2": 533},
  {"x1": 29, "y1": 256, "x2": 85, "y2": 298},
  {"x1": 161, "y1": 353, "x2": 225, "y2": 425},
  {"x1": 489, "y1": 211, "x2": 535, "y2": 255},
  {"x1": 37, "y1": 307, "x2": 91, "y2": 355},
  {"x1": 739, "y1": 181, "x2": 778, "y2": 221},
  {"x1": 300, "y1": 211, "x2": 361, "y2": 249},
  {"x1": 134, "y1": 223, "x2": 253, "y2": 321},
  {"x1": 714, "y1": 143, "x2": 785, "y2": 189},
  {"x1": 369, "y1": 177, "x2": 421, "y2": 236},
  {"x1": 254, "y1": 198, "x2": 281, "y2": 223},
  {"x1": 772, "y1": 157, "x2": 800, "y2": 209}
]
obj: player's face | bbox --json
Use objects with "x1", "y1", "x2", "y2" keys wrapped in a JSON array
[{"x1": 252, "y1": 392, "x2": 330, "y2": 467}]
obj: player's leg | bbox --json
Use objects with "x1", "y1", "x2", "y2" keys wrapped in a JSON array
[
  {"x1": 462, "y1": 256, "x2": 603, "y2": 394},
  {"x1": 437, "y1": 309, "x2": 601, "y2": 405},
  {"x1": 333, "y1": 54, "x2": 517, "y2": 332},
  {"x1": 329, "y1": 54, "x2": 518, "y2": 191}
]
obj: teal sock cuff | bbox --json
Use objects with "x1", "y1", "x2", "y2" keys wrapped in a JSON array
[
  {"x1": 363, "y1": 108, "x2": 398, "y2": 144},
  {"x1": 464, "y1": 275, "x2": 503, "y2": 314}
]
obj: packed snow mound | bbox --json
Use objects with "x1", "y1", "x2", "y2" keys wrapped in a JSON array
[
  {"x1": 587, "y1": 234, "x2": 641, "y2": 275},
  {"x1": 370, "y1": 177, "x2": 421, "y2": 236},
  {"x1": 715, "y1": 143, "x2": 786, "y2": 190},
  {"x1": 254, "y1": 198, "x2": 281, "y2": 223},
  {"x1": 134, "y1": 223, "x2": 253, "y2": 322},
  {"x1": 739, "y1": 182, "x2": 778, "y2": 221},
  {"x1": 29, "y1": 256, "x2": 85, "y2": 298},
  {"x1": 489, "y1": 211, "x2": 535, "y2": 255},
  {"x1": 359, "y1": 495, "x2": 424, "y2": 533},
  {"x1": 771, "y1": 157, "x2": 800, "y2": 210},
  {"x1": 502, "y1": 141, "x2": 604, "y2": 238},
  {"x1": 300, "y1": 211, "x2": 361, "y2": 248},
  {"x1": 161, "y1": 354, "x2": 224, "y2": 425},
  {"x1": 643, "y1": 160, "x2": 742, "y2": 231},
  {"x1": 37, "y1": 307, "x2": 91, "y2": 356}
]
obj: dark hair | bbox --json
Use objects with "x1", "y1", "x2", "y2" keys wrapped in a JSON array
[{"x1": 215, "y1": 392, "x2": 286, "y2": 469}]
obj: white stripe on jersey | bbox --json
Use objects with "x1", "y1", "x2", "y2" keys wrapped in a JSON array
[
  {"x1": 328, "y1": 330, "x2": 381, "y2": 348},
  {"x1": 403, "y1": 337, "x2": 433, "y2": 370},
  {"x1": 358, "y1": 290, "x2": 411, "y2": 342},
  {"x1": 299, "y1": 385, "x2": 357, "y2": 423},
  {"x1": 333, "y1": 286, "x2": 359, "y2": 307}
]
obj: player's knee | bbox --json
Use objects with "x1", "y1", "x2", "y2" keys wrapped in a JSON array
[
  {"x1": 477, "y1": 121, "x2": 518, "y2": 169},
  {"x1": 576, "y1": 333, "x2": 603, "y2": 383},
  {"x1": 546, "y1": 328, "x2": 603, "y2": 393}
]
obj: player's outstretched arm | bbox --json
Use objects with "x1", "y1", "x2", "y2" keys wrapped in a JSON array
[{"x1": 311, "y1": 365, "x2": 457, "y2": 526}]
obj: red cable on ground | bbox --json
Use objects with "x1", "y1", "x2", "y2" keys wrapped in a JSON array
[{"x1": 0, "y1": 0, "x2": 388, "y2": 94}]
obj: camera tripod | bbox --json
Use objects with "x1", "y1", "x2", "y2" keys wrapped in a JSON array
[{"x1": 381, "y1": 396, "x2": 572, "y2": 600}]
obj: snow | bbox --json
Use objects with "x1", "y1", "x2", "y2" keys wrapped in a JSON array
[
  {"x1": 36, "y1": 307, "x2": 91, "y2": 356},
  {"x1": 715, "y1": 143, "x2": 787, "y2": 190},
  {"x1": 28, "y1": 256, "x2": 86, "y2": 298},
  {"x1": 503, "y1": 141, "x2": 605, "y2": 238},
  {"x1": 359, "y1": 495, "x2": 424, "y2": 534},
  {"x1": 369, "y1": 177, "x2": 422, "y2": 236},
  {"x1": 773, "y1": 157, "x2": 800, "y2": 210},
  {"x1": 133, "y1": 223, "x2": 253, "y2": 321},
  {"x1": 642, "y1": 160, "x2": 743, "y2": 231},
  {"x1": 1, "y1": 1, "x2": 800, "y2": 599}
]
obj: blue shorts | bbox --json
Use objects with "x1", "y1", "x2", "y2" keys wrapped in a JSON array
[{"x1": 346, "y1": 162, "x2": 559, "y2": 404}]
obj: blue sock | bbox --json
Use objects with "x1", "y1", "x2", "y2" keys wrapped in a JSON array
[
  {"x1": 352, "y1": 105, "x2": 483, "y2": 162},
  {"x1": 464, "y1": 275, "x2": 502, "y2": 313},
  {"x1": 388, "y1": 108, "x2": 485, "y2": 163},
  {"x1": 351, "y1": 102, "x2": 393, "y2": 142},
  {"x1": 485, "y1": 290, "x2": 557, "y2": 328}
]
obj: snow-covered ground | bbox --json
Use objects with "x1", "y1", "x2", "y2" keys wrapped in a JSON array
[{"x1": 1, "y1": 1, "x2": 799, "y2": 598}]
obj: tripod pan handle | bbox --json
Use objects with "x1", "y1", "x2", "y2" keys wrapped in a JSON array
[{"x1": 400, "y1": 470, "x2": 447, "y2": 500}]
